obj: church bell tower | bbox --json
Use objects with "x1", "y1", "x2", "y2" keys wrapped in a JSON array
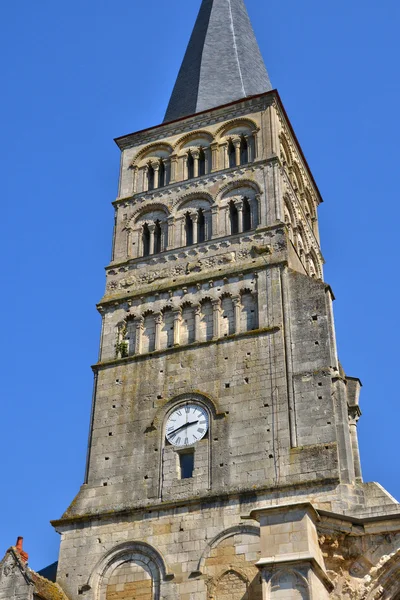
[{"x1": 48, "y1": 1, "x2": 400, "y2": 599}]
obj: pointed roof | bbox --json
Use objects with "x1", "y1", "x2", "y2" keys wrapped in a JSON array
[
  {"x1": 164, "y1": 0, "x2": 272, "y2": 123},
  {"x1": 0, "y1": 539, "x2": 70, "y2": 600}
]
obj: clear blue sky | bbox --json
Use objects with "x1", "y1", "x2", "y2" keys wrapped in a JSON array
[{"x1": 1, "y1": 0, "x2": 399, "y2": 571}]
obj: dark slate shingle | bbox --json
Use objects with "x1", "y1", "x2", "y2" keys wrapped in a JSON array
[{"x1": 164, "y1": 0, "x2": 272, "y2": 123}]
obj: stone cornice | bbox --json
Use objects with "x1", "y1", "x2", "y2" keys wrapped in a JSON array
[
  {"x1": 114, "y1": 92, "x2": 275, "y2": 151},
  {"x1": 113, "y1": 159, "x2": 268, "y2": 207},
  {"x1": 105, "y1": 223, "x2": 282, "y2": 272},
  {"x1": 91, "y1": 326, "x2": 281, "y2": 372},
  {"x1": 51, "y1": 476, "x2": 340, "y2": 530},
  {"x1": 99, "y1": 258, "x2": 286, "y2": 309}
]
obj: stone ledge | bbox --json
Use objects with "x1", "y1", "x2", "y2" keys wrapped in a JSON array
[
  {"x1": 113, "y1": 159, "x2": 268, "y2": 206},
  {"x1": 255, "y1": 554, "x2": 334, "y2": 592},
  {"x1": 92, "y1": 326, "x2": 281, "y2": 372},
  {"x1": 51, "y1": 477, "x2": 340, "y2": 529}
]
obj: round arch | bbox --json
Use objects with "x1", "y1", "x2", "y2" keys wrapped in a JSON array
[
  {"x1": 172, "y1": 191, "x2": 215, "y2": 212},
  {"x1": 197, "y1": 524, "x2": 260, "y2": 572},
  {"x1": 129, "y1": 203, "x2": 170, "y2": 227},
  {"x1": 132, "y1": 142, "x2": 174, "y2": 167},
  {"x1": 87, "y1": 541, "x2": 173, "y2": 600},
  {"x1": 215, "y1": 118, "x2": 258, "y2": 141},
  {"x1": 174, "y1": 130, "x2": 215, "y2": 151},
  {"x1": 217, "y1": 179, "x2": 262, "y2": 202}
]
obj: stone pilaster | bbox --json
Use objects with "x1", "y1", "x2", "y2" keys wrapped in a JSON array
[{"x1": 249, "y1": 503, "x2": 333, "y2": 600}]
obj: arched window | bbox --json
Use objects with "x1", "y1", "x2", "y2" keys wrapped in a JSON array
[
  {"x1": 185, "y1": 212, "x2": 193, "y2": 245},
  {"x1": 187, "y1": 151, "x2": 194, "y2": 179},
  {"x1": 158, "y1": 160, "x2": 165, "y2": 188},
  {"x1": 240, "y1": 135, "x2": 248, "y2": 165},
  {"x1": 142, "y1": 223, "x2": 150, "y2": 257},
  {"x1": 243, "y1": 198, "x2": 251, "y2": 231},
  {"x1": 147, "y1": 163, "x2": 155, "y2": 191},
  {"x1": 199, "y1": 148, "x2": 206, "y2": 176},
  {"x1": 229, "y1": 201, "x2": 239, "y2": 234},
  {"x1": 154, "y1": 220, "x2": 162, "y2": 254},
  {"x1": 197, "y1": 208, "x2": 205, "y2": 243},
  {"x1": 228, "y1": 140, "x2": 236, "y2": 168}
]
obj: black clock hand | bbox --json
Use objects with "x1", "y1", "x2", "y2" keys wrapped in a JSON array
[{"x1": 170, "y1": 420, "x2": 199, "y2": 436}]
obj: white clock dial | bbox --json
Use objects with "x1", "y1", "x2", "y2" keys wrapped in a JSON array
[{"x1": 165, "y1": 404, "x2": 209, "y2": 447}]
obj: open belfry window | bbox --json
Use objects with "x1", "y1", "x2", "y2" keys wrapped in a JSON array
[{"x1": 179, "y1": 451, "x2": 194, "y2": 479}]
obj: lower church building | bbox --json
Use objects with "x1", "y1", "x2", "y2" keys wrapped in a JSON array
[{"x1": 1, "y1": 0, "x2": 399, "y2": 598}]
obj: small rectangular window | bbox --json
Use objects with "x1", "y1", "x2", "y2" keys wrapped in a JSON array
[{"x1": 179, "y1": 451, "x2": 194, "y2": 479}]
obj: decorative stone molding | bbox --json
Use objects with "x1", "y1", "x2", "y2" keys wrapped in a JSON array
[
  {"x1": 173, "y1": 129, "x2": 215, "y2": 151},
  {"x1": 197, "y1": 525, "x2": 260, "y2": 573},
  {"x1": 215, "y1": 117, "x2": 259, "y2": 140},
  {"x1": 86, "y1": 541, "x2": 173, "y2": 600}
]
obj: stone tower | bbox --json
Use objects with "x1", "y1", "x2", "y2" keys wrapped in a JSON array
[{"x1": 3, "y1": 1, "x2": 398, "y2": 599}]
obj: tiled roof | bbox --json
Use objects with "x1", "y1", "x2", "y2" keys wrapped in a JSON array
[
  {"x1": 29, "y1": 569, "x2": 70, "y2": 600},
  {"x1": 164, "y1": 0, "x2": 272, "y2": 122}
]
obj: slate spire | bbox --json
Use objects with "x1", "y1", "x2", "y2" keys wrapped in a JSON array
[{"x1": 164, "y1": 0, "x2": 272, "y2": 123}]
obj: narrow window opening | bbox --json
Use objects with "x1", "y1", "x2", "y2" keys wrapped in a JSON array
[
  {"x1": 240, "y1": 135, "x2": 249, "y2": 165},
  {"x1": 154, "y1": 220, "x2": 162, "y2": 254},
  {"x1": 228, "y1": 139, "x2": 236, "y2": 168},
  {"x1": 229, "y1": 201, "x2": 239, "y2": 235},
  {"x1": 243, "y1": 198, "x2": 251, "y2": 231},
  {"x1": 158, "y1": 159, "x2": 165, "y2": 187},
  {"x1": 147, "y1": 163, "x2": 155, "y2": 190},
  {"x1": 142, "y1": 223, "x2": 150, "y2": 257},
  {"x1": 180, "y1": 451, "x2": 194, "y2": 479},
  {"x1": 187, "y1": 151, "x2": 194, "y2": 179},
  {"x1": 198, "y1": 208, "x2": 205, "y2": 243},
  {"x1": 185, "y1": 212, "x2": 193, "y2": 246},
  {"x1": 199, "y1": 147, "x2": 206, "y2": 176}
]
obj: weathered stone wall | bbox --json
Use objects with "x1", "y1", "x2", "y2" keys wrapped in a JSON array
[
  {"x1": 53, "y1": 92, "x2": 400, "y2": 600},
  {"x1": 0, "y1": 553, "x2": 32, "y2": 600}
]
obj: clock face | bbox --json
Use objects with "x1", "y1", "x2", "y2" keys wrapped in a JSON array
[{"x1": 165, "y1": 404, "x2": 209, "y2": 447}]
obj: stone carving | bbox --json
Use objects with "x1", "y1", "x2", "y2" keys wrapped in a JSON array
[
  {"x1": 106, "y1": 248, "x2": 253, "y2": 293},
  {"x1": 186, "y1": 252, "x2": 236, "y2": 274},
  {"x1": 1, "y1": 559, "x2": 15, "y2": 580}
]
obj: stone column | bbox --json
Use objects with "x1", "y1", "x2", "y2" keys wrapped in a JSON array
[
  {"x1": 211, "y1": 206, "x2": 219, "y2": 238},
  {"x1": 169, "y1": 154, "x2": 178, "y2": 183},
  {"x1": 235, "y1": 199, "x2": 244, "y2": 233},
  {"x1": 249, "y1": 503, "x2": 333, "y2": 600},
  {"x1": 233, "y1": 137, "x2": 241, "y2": 166},
  {"x1": 148, "y1": 223, "x2": 156, "y2": 255},
  {"x1": 194, "y1": 305, "x2": 201, "y2": 342},
  {"x1": 161, "y1": 220, "x2": 168, "y2": 252},
  {"x1": 132, "y1": 166, "x2": 138, "y2": 193},
  {"x1": 191, "y1": 211, "x2": 199, "y2": 244},
  {"x1": 135, "y1": 318, "x2": 144, "y2": 355},
  {"x1": 254, "y1": 193, "x2": 261, "y2": 228},
  {"x1": 152, "y1": 162, "x2": 160, "y2": 189},
  {"x1": 212, "y1": 299, "x2": 221, "y2": 340},
  {"x1": 349, "y1": 409, "x2": 362, "y2": 482},
  {"x1": 163, "y1": 158, "x2": 170, "y2": 186},
  {"x1": 204, "y1": 208, "x2": 211, "y2": 241},
  {"x1": 142, "y1": 166, "x2": 149, "y2": 192},
  {"x1": 154, "y1": 313, "x2": 162, "y2": 351},
  {"x1": 221, "y1": 142, "x2": 228, "y2": 169},
  {"x1": 245, "y1": 135, "x2": 252, "y2": 162},
  {"x1": 210, "y1": 142, "x2": 219, "y2": 172},
  {"x1": 192, "y1": 149, "x2": 200, "y2": 178},
  {"x1": 173, "y1": 309, "x2": 182, "y2": 346},
  {"x1": 252, "y1": 129, "x2": 259, "y2": 160},
  {"x1": 167, "y1": 216, "x2": 175, "y2": 250},
  {"x1": 233, "y1": 296, "x2": 241, "y2": 334}
]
